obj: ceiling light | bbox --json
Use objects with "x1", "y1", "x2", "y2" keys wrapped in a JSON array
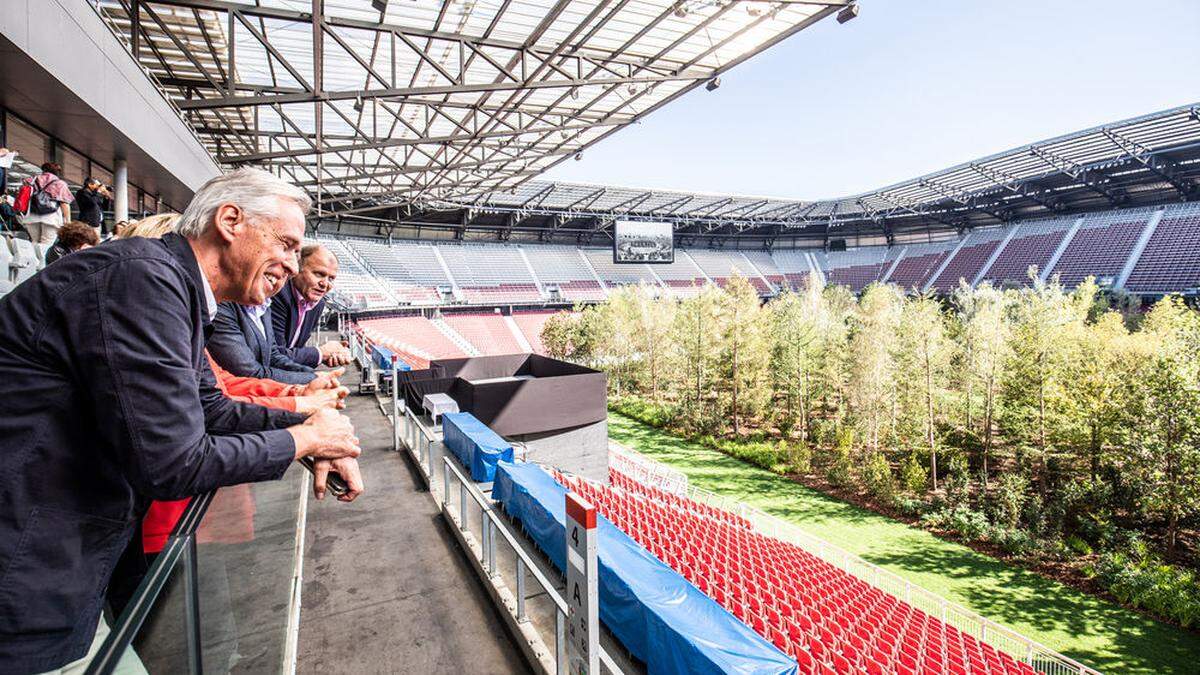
[
  {"x1": 574, "y1": 152, "x2": 583, "y2": 161},
  {"x1": 705, "y1": 77, "x2": 721, "y2": 92},
  {"x1": 837, "y1": 3, "x2": 859, "y2": 24},
  {"x1": 352, "y1": 96, "x2": 364, "y2": 112},
  {"x1": 371, "y1": 0, "x2": 388, "y2": 13},
  {"x1": 569, "y1": 87, "x2": 580, "y2": 100}
]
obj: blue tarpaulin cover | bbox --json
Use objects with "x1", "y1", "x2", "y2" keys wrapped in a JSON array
[
  {"x1": 493, "y1": 461, "x2": 797, "y2": 675},
  {"x1": 371, "y1": 344, "x2": 411, "y2": 372},
  {"x1": 442, "y1": 412, "x2": 513, "y2": 482}
]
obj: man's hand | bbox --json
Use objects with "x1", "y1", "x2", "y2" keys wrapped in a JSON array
[
  {"x1": 293, "y1": 386, "x2": 348, "y2": 414},
  {"x1": 312, "y1": 457, "x2": 364, "y2": 502},
  {"x1": 301, "y1": 367, "x2": 344, "y2": 393},
  {"x1": 289, "y1": 408, "x2": 360, "y2": 460},
  {"x1": 318, "y1": 340, "x2": 353, "y2": 367}
]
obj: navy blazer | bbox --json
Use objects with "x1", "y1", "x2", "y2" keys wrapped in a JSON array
[
  {"x1": 208, "y1": 300, "x2": 316, "y2": 384},
  {"x1": 270, "y1": 279, "x2": 323, "y2": 368},
  {"x1": 0, "y1": 233, "x2": 304, "y2": 673}
]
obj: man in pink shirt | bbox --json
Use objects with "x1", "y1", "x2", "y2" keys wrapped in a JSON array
[{"x1": 271, "y1": 243, "x2": 352, "y2": 367}]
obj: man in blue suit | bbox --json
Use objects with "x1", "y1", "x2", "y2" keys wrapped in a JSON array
[
  {"x1": 207, "y1": 275, "x2": 325, "y2": 385},
  {"x1": 0, "y1": 168, "x2": 363, "y2": 674},
  {"x1": 271, "y1": 244, "x2": 351, "y2": 367}
]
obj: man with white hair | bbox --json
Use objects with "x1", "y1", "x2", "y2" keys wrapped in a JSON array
[{"x1": 0, "y1": 168, "x2": 363, "y2": 674}]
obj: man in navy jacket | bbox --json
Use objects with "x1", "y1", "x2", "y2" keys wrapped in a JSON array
[
  {"x1": 0, "y1": 168, "x2": 364, "y2": 674},
  {"x1": 208, "y1": 294, "x2": 318, "y2": 385},
  {"x1": 271, "y1": 244, "x2": 351, "y2": 367}
]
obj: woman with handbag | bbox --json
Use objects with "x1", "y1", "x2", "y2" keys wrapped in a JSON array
[{"x1": 16, "y1": 161, "x2": 73, "y2": 244}]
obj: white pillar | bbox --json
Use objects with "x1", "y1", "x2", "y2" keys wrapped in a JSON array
[{"x1": 113, "y1": 159, "x2": 128, "y2": 222}]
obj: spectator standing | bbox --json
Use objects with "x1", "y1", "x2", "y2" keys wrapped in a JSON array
[
  {"x1": 0, "y1": 167, "x2": 363, "y2": 674},
  {"x1": 74, "y1": 178, "x2": 112, "y2": 235},
  {"x1": 44, "y1": 221, "x2": 100, "y2": 265},
  {"x1": 17, "y1": 162, "x2": 73, "y2": 244},
  {"x1": 272, "y1": 244, "x2": 352, "y2": 367}
]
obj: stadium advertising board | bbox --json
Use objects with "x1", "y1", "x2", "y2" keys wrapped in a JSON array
[{"x1": 613, "y1": 220, "x2": 673, "y2": 264}]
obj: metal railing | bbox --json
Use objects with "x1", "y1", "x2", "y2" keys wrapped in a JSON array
[
  {"x1": 440, "y1": 456, "x2": 625, "y2": 675},
  {"x1": 612, "y1": 449, "x2": 1101, "y2": 675}
]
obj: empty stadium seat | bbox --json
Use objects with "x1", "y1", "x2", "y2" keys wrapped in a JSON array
[
  {"x1": 1124, "y1": 204, "x2": 1200, "y2": 293},
  {"x1": 1047, "y1": 208, "x2": 1152, "y2": 288},
  {"x1": 546, "y1": 468, "x2": 1044, "y2": 675},
  {"x1": 9, "y1": 238, "x2": 39, "y2": 285},
  {"x1": 978, "y1": 218, "x2": 1072, "y2": 287}
]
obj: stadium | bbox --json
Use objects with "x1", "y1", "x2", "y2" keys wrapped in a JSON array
[{"x1": 0, "y1": 1, "x2": 1197, "y2": 675}]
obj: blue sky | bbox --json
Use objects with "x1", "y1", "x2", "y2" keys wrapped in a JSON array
[{"x1": 542, "y1": 0, "x2": 1200, "y2": 200}]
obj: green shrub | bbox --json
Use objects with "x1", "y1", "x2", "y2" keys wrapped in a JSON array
[
  {"x1": 948, "y1": 507, "x2": 990, "y2": 540},
  {"x1": 900, "y1": 453, "x2": 928, "y2": 495},
  {"x1": 862, "y1": 451, "x2": 895, "y2": 501},
  {"x1": 783, "y1": 439, "x2": 812, "y2": 474},
  {"x1": 826, "y1": 443, "x2": 854, "y2": 487},
  {"x1": 991, "y1": 473, "x2": 1029, "y2": 530},
  {"x1": 1065, "y1": 534, "x2": 1093, "y2": 556},
  {"x1": 989, "y1": 525, "x2": 1036, "y2": 556},
  {"x1": 1090, "y1": 547, "x2": 1200, "y2": 628}
]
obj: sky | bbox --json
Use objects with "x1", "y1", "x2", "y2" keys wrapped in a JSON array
[{"x1": 541, "y1": 0, "x2": 1200, "y2": 201}]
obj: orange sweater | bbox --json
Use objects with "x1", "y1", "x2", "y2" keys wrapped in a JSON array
[{"x1": 143, "y1": 353, "x2": 304, "y2": 554}]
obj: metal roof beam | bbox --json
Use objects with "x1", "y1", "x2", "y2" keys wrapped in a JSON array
[{"x1": 1101, "y1": 128, "x2": 1195, "y2": 198}]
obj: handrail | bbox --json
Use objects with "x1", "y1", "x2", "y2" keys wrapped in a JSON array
[
  {"x1": 440, "y1": 456, "x2": 625, "y2": 675},
  {"x1": 613, "y1": 448, "x2": 1100, "y2": 675},
  {"x1": 85, "y1": 490, "x2": 216, "y2": 675}
]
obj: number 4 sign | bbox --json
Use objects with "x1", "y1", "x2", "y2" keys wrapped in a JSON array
[{"x1": 565, "y1": 492, "x2": 598, "y2": 675}]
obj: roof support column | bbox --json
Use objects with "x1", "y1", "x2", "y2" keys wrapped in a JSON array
[{"x1": 114, "y1": 159, "x2": 129, "y2": 223}]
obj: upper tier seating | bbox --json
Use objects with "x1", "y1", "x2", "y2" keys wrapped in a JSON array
[
  {"x1": 819, "y1": 248, "x2": 889, "y2": 293},
  {"x1": 342, "y1": 238, "x2": 447, "y2": 304},
  {"x1": 1046, "y1": 208, "x2": 1152, "y2": 288},
  {"x1": 551, "y1": 468, "x2": 1042, "y2": 675},
  {"x1": 884, "y1": 241, "x2": 956, "y2": 292},
  {"x1": 439, "y1": 244, "x2": 543, "y2": 303},
  {"x1": 582, "y1": 248, "x2": 661, "y2": 287},
  {"x1": 770, "y1": 250, "x2": 816, "y2": 291},
  {"x1": 443, "y1": 312, "x2": 525, "y2": 355},
  {"x1": 653, "y1": 254, "x2": 709, "y2": 298},
  {"x1": 1123, "y1": 203, "x2": 1200, "y2": 293},
  {"x1": 741, "y1": 251, "x2": 786, "y2": 292},
  {"x1": 316, "y1": 238, "x2": 400, "y2": 308},
  {"x1": 356, "y1": 316, "x2": 466, "y2": 369},
  {"x1": 930, "y1": 228, "x2": 1008, "y2": 291},
  {"x1": 521, "y1": 246, "x2": 607, "y2": 302},
  {"x1": 978, "y1": 218, "x2": 1072, "y2": 288},
  {"x1": 687, "y1": 249, "x2": 772, "y2": 294}
]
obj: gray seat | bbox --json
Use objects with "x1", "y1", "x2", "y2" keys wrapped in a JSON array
[
  {"x1": 0, "y1": 237, "x2": 14, "y2": 296},
  {"x1": 9, "y1": 237, "x2": 39, "y2": 285},
  {"x1": 35, "y1": 243, "x2": 52, "y2": 270}
]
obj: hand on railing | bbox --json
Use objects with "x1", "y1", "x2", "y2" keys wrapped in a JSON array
[
  {"x1": 302, "y1": 367, "x2": 346, "y2": 392},
  {"x1": 290, "y1": 409, "x2": 361, "y2": 461},
  {"x1": 311, "y1": 457, "x2": 364, "y2": 502}
]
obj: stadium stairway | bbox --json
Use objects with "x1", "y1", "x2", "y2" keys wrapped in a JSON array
[{"x1": 296, "y1": 368, "x2": 528, "y2": 674}]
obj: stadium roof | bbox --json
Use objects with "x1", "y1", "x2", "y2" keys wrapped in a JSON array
[
  {"x1": 428, "y1": 102, "x2": 1200, "y2": 242},
  {"x1": 92, "y1": 0, "x2": 855, "y2": 212}
]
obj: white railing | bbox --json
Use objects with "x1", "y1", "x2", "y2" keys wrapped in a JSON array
[
  {"x1": 610, "y1": 448, "x2": 1102, "y2": 675},
  {"x1": 607, "y1": 442, "x2": 689, "y2": 496}
]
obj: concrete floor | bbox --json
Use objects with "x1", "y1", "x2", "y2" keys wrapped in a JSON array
[{"x1": 297, "y1": 375, "x2": 531, "y2": 675}]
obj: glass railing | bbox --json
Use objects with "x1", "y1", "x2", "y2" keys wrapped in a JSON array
[{"x1": 85, "y1": 467, "x2": 309, "y2": 675}]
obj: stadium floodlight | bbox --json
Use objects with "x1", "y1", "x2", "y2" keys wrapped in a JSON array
[
  {"x1": 352, "y1": 96, "x2": 364, "y2": 112},
  {"x1": 574, "y1": 152, "x2": 583, "y2": 161},
  {"x1": 706, "y1": 77, "x2": 721, "y2": 92},
  {"x1": 371, "y1": 0, "x2": 388, "y2": 13},
  {"x1": 837, "y1": 3, "x2": 859, "y2": 24}
]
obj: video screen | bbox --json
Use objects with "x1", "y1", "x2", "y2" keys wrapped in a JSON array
[{"x1": 613, "y1": 220, "x2": 673, "y2": 264}]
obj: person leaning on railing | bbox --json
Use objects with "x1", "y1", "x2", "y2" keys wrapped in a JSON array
[{"x1": 0, "y1": 168, "x2": 364, "y2": 675}]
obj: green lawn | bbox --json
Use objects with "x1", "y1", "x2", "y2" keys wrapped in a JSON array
[{"x1": 608, "y1": 412, "x2": 1200, "y2": 674}]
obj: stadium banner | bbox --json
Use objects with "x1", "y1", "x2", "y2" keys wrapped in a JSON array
[
  {"x1": 493, "y1": 461, "x2": 797, "y2": 675},
  {"x1": 613, "y1": 220, "x2": 674, "y2": 264}
]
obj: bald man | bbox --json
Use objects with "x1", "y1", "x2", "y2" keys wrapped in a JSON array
[{"x1": 271, "y1": 244, "x2": 352, "y2": 367}]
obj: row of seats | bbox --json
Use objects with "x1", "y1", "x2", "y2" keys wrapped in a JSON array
[
  {"x1": 549, "y1": 468, "x2": 1043, "y2": 675},
  {"x1": 1, "y1": 235, "x2": 52, "y2": 297},
  {"x1": 355, "y1": 310, "x2": 564, "y2": 367}
]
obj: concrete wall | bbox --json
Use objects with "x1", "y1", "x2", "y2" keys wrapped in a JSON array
[{"x1": 0, "y1": 0, "x2": 220, "y2": 204}]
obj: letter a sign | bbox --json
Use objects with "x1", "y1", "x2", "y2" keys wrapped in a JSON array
[{"x1": 565, "y1": 492, "x2": 598, "y2": 675}]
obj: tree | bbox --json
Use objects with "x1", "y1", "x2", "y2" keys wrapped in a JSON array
[
  {"x1": 956, "y1": 283, "x2": 1011, "y2": 484},
  {"x1": 847, "y1": 284, "x2": 903, "y2": 453},
  {"x1": 717, "y1": 275, "x2": 770, "y2": 435},
  {"x1": 768, "y1": 289, "x2": 821, "y2": 436},
  {"x1": 670, "y1": 285, "x2": 723, "y2": 431},
  {"x1": 895, "y1": 293, "x2": 953, "y2": 489},
  {"x1": 541, "y1": 311, "x2": 583, "y2": 361}
]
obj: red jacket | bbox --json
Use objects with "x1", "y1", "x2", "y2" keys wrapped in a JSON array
[{"x1": 142, "y1": 352, "x2": 303, "y2": 553}]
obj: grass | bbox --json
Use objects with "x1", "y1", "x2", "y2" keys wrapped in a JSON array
[{"x1": 607, "y1": 412, "x2": 1200, "y2": 675}]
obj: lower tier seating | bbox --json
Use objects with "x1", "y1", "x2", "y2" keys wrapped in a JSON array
[{"x1": 549, "y1": 469, "x2": 1041, "y2": 675}]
